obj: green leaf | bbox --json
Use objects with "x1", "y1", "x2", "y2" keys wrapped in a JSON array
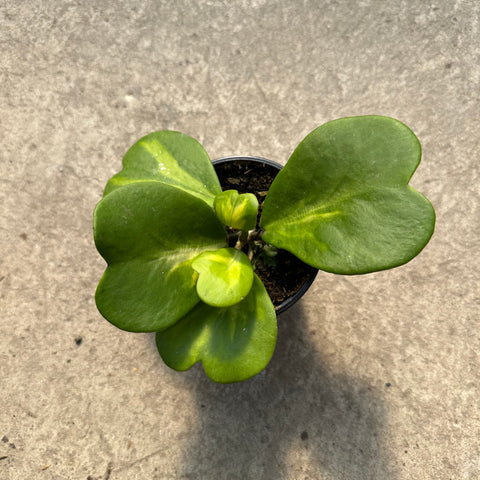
[
  {"x1": 155, "y1": 275, "x2": 277, "y2": 383},
  {"x1": 261, "y1": 115, "x2": 435, "y2": 274},
  {"x1": 94, "y1": 182, "x2": 227, "y2": 332},
  {"x1": 192, "y1": 248, "x2": 254, "y2": 307},
  {"x1": 214, "y1": 190, "x2": 259, "y2": 230},
  {"x1": 103, "y1": 131, "x2": 222, "y2": 206}
]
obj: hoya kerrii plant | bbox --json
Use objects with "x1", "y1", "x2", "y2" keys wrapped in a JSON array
[{"x1": 93, "y1": 115, "x2": 435, "y2": 383}]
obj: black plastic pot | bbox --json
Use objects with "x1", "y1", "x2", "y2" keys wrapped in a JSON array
[{"x1": 212, "y1": 155, "x2": 318, "y2": 315}]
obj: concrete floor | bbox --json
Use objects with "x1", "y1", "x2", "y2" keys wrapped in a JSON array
[{"x1": 1, "y1": 1, "x2": 479, "y2": 479}]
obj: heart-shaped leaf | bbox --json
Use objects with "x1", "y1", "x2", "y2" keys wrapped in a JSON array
[
  {"x1": 214, "y1": 190, "x2": 259, "y2": 231},
  {"x1": 155, "y1": 275, "x2": 277, "y2": 383},
  {"x1": 261, "y1": 115, "x2": 435, "y2": 274},
  {"x1": 192, "y1": 248, "x2": 254, "y2": 307},
  {"x1": 94, "y1": 181, "x2": 227, "y2": 332},
  {"x1": 103, "y1": 131, "x2": 222, "y2": 206}
]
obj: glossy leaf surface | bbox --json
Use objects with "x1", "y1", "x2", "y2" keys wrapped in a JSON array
[
  {"x1": 104, "y1": 131, "x2": 221, "y2": 206},
  {"x1": 261, "y1": 115, "x2": 435, "y2": 274},
  {"x1": 156, "y1": 275, "x2": 277, "y2": 383},
  {"x1": 94, "y1": 182, "x2": 227, "y2": 332},
  {"x1": 214, "y1": 190, "x2": 259, "y2": 231},
  {"x1": 192, "y1": 248, "x2": 254, "y2": 307}
]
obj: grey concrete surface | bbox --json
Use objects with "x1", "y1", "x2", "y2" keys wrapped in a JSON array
[{"x1": 1, "y1": 1, "x2": 479, "y2": 479}]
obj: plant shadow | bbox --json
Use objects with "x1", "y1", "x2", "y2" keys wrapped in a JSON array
[{"x1": 153, "y1": 301, "x2": 394, "y2": 480}]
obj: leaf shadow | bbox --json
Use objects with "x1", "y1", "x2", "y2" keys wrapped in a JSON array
[{"x1": 152, "y1": 301, "x2": 395, "y2": 480}]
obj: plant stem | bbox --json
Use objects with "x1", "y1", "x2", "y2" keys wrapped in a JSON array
[
  {"x1": 248, "y1": 227, "x2": 264, "y2": 242},
  {"x1": 235, "y1": 230, "x2": 249, "y2": 250}
]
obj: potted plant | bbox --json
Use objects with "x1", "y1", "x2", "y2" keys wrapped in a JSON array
[{"x1": 93, "y1": 115, "x2": 435, "y2": 383}]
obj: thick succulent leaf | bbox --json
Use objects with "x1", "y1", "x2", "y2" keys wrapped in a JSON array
[
  {"x1": 103, "y1": 131, "x2": 222, "y2": 206},
  {"x1": 261, "y1": 115, "x2": 435, "y2": 274},
  {"x1": 94, "y1": 182, "x2": 227, "y2": 332},
  {"x1": 213, "y1": 190, "x2": 259, "y2": 230},
  {"x1": 155, "y1": 275, "x2": 277, "y2": 383},
  {"x1": 192, "y1": 248, "x2": 254, "y2": 307}
]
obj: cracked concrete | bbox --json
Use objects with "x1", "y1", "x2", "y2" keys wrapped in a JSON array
[{"x1": 1, "y1": 1, "x2": 479, "y2": 479}]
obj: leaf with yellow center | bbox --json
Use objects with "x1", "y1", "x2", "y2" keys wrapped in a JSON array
[
  {"x1": 192, "y1": 248, "x2": 254, "y2": 307},
  {"x1": 103, "y1": 131, "x2": 222, "y2": 206},
  {"x1": 261, "y1": 115, "x2": 435, "y2": 274},
  {"x1": 214, "y1": 190, "x2": 259, "y2": 231}
]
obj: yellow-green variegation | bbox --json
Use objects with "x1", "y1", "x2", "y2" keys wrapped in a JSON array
[
  {"x1": 103, "y1": 131, "x2": 222, "y2": 206},
  {"x1": 261, "y1": 116, "x2": 435, "y2": 274},
  {"x1": 214, "y1": 190, "x2": 259, "y2": 231},
  {"x1": 94, "y1": 182, "x2": 227, "y2": 332},
  {"x1": 192, "y1": 248, "x2": 254, "y2": 307}
]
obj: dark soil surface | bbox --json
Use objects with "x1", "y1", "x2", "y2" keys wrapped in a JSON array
[{"x1": 213, "y1": 158, "x2": 317, "y2": 309}]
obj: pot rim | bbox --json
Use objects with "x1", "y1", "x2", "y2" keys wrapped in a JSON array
[
  {"x1": 212, "y1": 155, "x2": 318, "y2": 315},
  {"x1": 212, "y1": 155, "x2": 284, "y2": 170}
]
